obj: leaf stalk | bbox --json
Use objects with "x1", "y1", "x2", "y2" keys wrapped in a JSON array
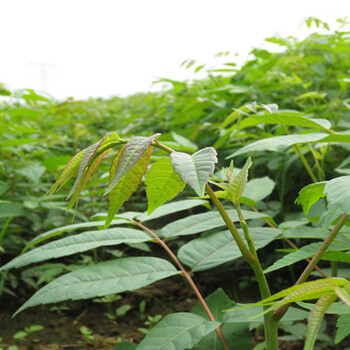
[{"x1": 132, "y1": 220, "x2": 230, "y2": 350}]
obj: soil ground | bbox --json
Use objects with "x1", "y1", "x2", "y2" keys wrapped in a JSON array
[{"x1": 1, "y1": 273, "x2": 349, "y2": 349}]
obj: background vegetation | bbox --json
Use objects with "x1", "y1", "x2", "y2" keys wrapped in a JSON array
[{"x1": 1, "y1": 17, "x2": 350, "y2": 349}]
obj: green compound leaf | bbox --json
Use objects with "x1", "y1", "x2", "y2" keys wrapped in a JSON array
[
  {"x1": 171, "y1": 131, "x2": 198, "y2": 152},
  {"x1": 241, "y1": 176, "x2": 275, "y2": 204},
  {"x1": 160, "y1": 209, "x2": 269, "y2": 238},
  {"x1": 145, "y1": 157, "x2": 185, "y2": 215},
  {"x1": 137, "y1": 312, "x2": 220, "y2": 350},
  {"x1": 137, "y1": 199, "x2": 209, "y2": 222},
  {"x1": 238, "y1": 113, "x2": 331, "y2": 131},
  {"x1": 264, "y1": 241, "x2": 350, "y2": 274},
  {"x1": 106, "y1": 134, "x2": 159, "y2": 194},
  {"x1": 105, "y1": 147, "x2": 152, "y2": 227},
  {"x1": 48, "y1": 149, "x2": 85, "y2": 194},
  {"x1": 113, "y1": 342, "x2": 137, "y2": 350},
  {"x1": 335, "y1": 314, "x2": 350, "y2": 344},
  {"x1": 324, "y1": 176, "x2": 350, "y2": 215},
  {"x1": 68, "y1": 132, "x2": 122, "y2": 199},
  {"x1": 295, "y1": 182, "x2": 327, "y2": 215},
  {"x1": 304, "y1": 293, "x2": 337, "y2": 350},
  {"x1": 14, "y1": 257, "x2": 179, "y2": 316},
  {"x1": 224, "y1": 305, "x2": 309, "y2": 325},
  {"x1": 192, "y1": 289, "x2": 251, "y2": 350},
  {"x1": 227, "y1": 133, "x2": 328, "y2": 158},
  {"x1": 67, "y1": 149, "x2": 109, "y2": 210},
  {"x1": 227, "y1": 278, "x2": 349, "y2": 316},
  {"x1": 68, "y1": 144, "x2": 103, "y2": 198},
  {"x1": 178, "y1": 227, "x2": 280, "y2": 272},
  {"x1": 49, "y1": 132, "x2": 122, "y2": 197},
  {"x1": 229, "y1": 133, "x2": 350, "y2": 159},
  {"x1": 1, "y1": 228, "x2": 151, "y2": 271},
  {"x1": 280, "y1": 226, "x2": 329, "y2": 240},
  {"x1": 170, "y1": 147, "x2": 217, "y2": 197},
  {"x1": 22, "y1": 216, "x2": 131, "y2": 253},
  {"x1": 193, "y1": 288, "x2": 236, "y2": 322}
]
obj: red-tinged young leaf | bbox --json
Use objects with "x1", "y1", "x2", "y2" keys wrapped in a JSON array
[
  {"x1": 105, "y1": 147, "x2": 152, "y2": 227},
  {"x1": 68, "y1": 132, "x2": 122, "y2": 199},
  {"x1": 105, "y1": 134, "x2": 160, "y2": 195},
  {"x1": 67, "y1": 150, "x2": 109, "y2": 210},
  {"x1": 68, "y1": 142, "x2": 100, "y2": 198},
  {"x1": 145, "y1": 157, "x2": 185, "y2": 215},
  {"x1": 48, "y1": 149, "x2": 85, "y2": 194}
]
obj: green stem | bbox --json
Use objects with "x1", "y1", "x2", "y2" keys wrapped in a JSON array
[
  {"x1": 235, "y1": 204, "x2": 258, "y2": 258},
  {"x1": 308, "y1": 143, "x2": 325, "y2": 181},
  {"x1": 273, "y1": 213, "x2": 349, "y2": 320},
  {"x1": 294, "y1": 145, "x2": 319, "y2": 183},
  {"x1": 296, "y1": 213, "x2": 348, "y2": 285},
  {"x1": 0, "y1": 216, "x2": 13, "y2": 245},
  {"x1": 331, "y1": 261, "x2": 338, "y2": 277},
  {"x1": 0, "y1": 271, "x2": 8, "y2": 302},
  {"x1": 133, "y1": 220, "x2": 230, "y2": 350},
  {"x1": 151, "y1": 141, "x2": 278, "y2": 348},
  {"x1": 205, "y1": 184, "x2": 255, "y2": 262},
  {"x1": 205, "y1": 184, "x2": 278, "y2": 350}
]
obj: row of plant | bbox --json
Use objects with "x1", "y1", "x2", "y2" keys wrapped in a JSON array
[{"x1": 1, "y1": 17, "x2": 350, "y2": 349}]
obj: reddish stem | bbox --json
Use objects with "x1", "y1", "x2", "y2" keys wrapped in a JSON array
[{"x1": 132, "y1": 220, "x2": 230, "y2": 350}]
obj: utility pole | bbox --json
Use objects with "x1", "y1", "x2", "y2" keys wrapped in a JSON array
[{"x1": 27, "y1": 62, "x2": 56, "y2": 93}]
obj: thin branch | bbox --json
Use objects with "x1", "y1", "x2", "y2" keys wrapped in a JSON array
[
  {"x1": 273, "y1": 213, "x2": 349, "y2": 320},
  {"x1": 132, "y1": 220, "x2": 230, "y2": 350},
  {"x1": 249, "y1": 206, "x2": 330, "y2": 278}
]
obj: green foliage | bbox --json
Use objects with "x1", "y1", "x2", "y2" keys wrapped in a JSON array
[
  {"x1": 2, "y1": 18, "x2": 350, "y2": 350},
  {"x1": 336, "y1": 314, "x2": 350, "y2": 344},
  {"x1": 192, "y1": 289, "x2": 252, "y2": 349},
  {"x1": 324, "y1": 176, "x2": 350, "y2": 215},
  {"x1": 304, "y1": 294, "x2": 337, "y2": 350},
  {"x1": 295, "y1": 182, "x2": 326, "y2": 215},
  {"x1": 145, "y1": 157, "x2": 185, "y2": 214},
  {"x1": 178, "y1": 228, "x2": 279, "y2": 272},
  {"x1": 170, "y1": 147, "x2": 217, "y2": 196},
  {"x1": 264, "y1": 241, "x2": 350, "y2": 274},
  {"x1": 0, "y1": 227, "x2": 152, "y2": 270},
  {"x1": 241, "y1": 176, "x2": 275, "y2": 205},
  {"x1": 228, "y1": 133, "x2": 328, "y2": 158},
  {"x1": 106, "y1": 147, "x2": 152, "y2": 227},
  {"x1": 136, "y1": 313, "x2": 220, "y2": 350},
  {"x1": 14, "y1": 257, "x2": 179, "y2": 316}
]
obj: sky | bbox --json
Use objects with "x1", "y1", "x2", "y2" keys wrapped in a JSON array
[{"x1": 1, "y1": 0, "x2": 349, "y2": 100}]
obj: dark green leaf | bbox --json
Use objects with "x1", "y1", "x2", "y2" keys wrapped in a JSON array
[
  {"x1": 14, "y1": 257, "x2": 179, "y2": 316},
  {"x1": 137, "y1": 312, "x2": 220, "y2": 350}
]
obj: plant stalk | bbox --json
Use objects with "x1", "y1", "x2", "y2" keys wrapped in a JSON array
[
  {"x1": 205, "y1": 184, "x2": 255, "y2": 262},
  {"x1": 273, "y1": 213, "x2": 349, "y2": 320},
  {"x1": 205, "y1": 184, "x2": 278, "y2": 350},
  {"x1": 133, "y1": 220, "x2": 230, "y2": 350},
  {"x1": 294, "y1": 145, "x2": 319, "y2": 183}
]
